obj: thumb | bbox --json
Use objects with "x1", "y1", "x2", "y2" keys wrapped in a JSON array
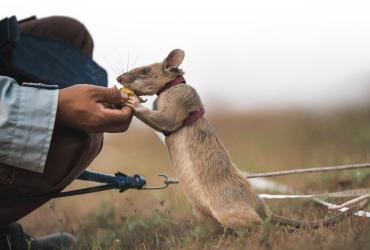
[{"x1": 96, "y1": 86, "x2": 125, "y2": 104}]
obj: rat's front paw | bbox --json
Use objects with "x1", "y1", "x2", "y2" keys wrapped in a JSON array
[{"x1": 125, "y1": 96, "x2": 143, "y2": 112}]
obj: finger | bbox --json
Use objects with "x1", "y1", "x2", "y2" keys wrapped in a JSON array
[
  {"x1": 119, "y1": 105, "x2": 134, "y2": 116},
  {"x1": 102, "y1": 115, "x2": 131, "y2": 132},
  {"x1": 95, "y1": 86, "x2": 127, "y2": 104},
  {"x1": 104, "y1": 122, "x2": 131, "y2": 133},
  {"x1": 103, "y1": 110, "x2": 133, "y2": 133},
  {"x1": 100, "y1": 105, "x2": 134, "y2": 127}
]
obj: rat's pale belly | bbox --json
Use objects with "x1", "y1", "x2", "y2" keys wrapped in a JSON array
[{"x1": 166, "y1": 137, "x2": 198, "y2": 186}]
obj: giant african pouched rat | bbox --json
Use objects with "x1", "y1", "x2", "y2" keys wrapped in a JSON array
[{"x1": 117, "y1": 49, "x2": 365, "y2": 229}]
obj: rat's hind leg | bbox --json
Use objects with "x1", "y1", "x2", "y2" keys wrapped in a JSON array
[
  {"x1": 211, "y1": 203, "x2": 263, "y2": 229},
  {"x1": 193, "y1": 205, "x2": 216, "y2": 223},
  {"x1": 192, "y1": 205, "x2": 220, "y2": 229},
  {"x1": 193, "y1": 206, "x2": 211, "y2": 221}
]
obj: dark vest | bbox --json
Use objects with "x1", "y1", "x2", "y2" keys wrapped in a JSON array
[{"x1": 0, "y1": 16, "x2": 107, "y2": 88}]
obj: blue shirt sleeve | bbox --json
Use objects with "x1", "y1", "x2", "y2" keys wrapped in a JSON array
[{"x1": 0, "y1": 75, "x2": 58, "y2": 173}]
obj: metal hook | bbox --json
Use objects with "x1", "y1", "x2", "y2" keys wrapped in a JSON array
[{"x1": 141, "y1": 174, "x2": 179, "y2": 190}]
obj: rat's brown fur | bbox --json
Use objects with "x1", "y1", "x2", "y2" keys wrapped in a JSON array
[{"x1": 117, "y1": 49, "x2": 363, "y2": 229}]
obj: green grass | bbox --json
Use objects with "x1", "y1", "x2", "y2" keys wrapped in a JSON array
[
  {"x1": 73, "y1": 204, "x2": 370, "y2": 250},
  {"x1": 21, "y1": 108, "x2": 370, "y2": 249}
]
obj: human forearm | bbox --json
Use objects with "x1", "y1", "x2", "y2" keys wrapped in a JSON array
[{"x1": 0, "y1": 76, "x2": 58, "y2": 173}]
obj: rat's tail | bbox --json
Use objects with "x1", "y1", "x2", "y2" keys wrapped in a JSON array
[{"x1": 270, "y1": 200, "x2": 367, "y2": 229}]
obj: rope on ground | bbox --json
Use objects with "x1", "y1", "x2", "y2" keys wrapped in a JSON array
[
  {"x1": 155, "y1": 131, "x2": 370, "y2": 219},
  {"x1": 327, "y1": 194, "x2": 370, "y2": 211},
  {"x1": 245, "y1": 173, "x2": 370, "y2": 218},
  {"x1": 258, "y1": 188, "x2": 370, "y2": 200},
  {"x1": 246, "y1": 163, "x2": 370, "y2": 178},
  {"x1": 312, "y1": 197, "x2": 370, "y2": 218}
]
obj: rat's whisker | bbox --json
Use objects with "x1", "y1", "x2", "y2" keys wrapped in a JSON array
[
  {"x1": 126, "y1": 50, "x2": 130, "y2": 73},
  {"x1": 132, "y1": 53, "x2": 141, "y2": 68},
  {"x1": 117, "y1": 49, "x2": 126, "y2": 74},
  {"x1": 98, "y1": 54, "x2": 122, "y2": 76}
]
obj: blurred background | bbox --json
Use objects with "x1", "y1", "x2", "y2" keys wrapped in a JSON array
[
  {"x1": 3, "y1": 0, "x2": 370, "y2": 110},
  {"x1": 2, "y1": 1, "x2": 370, "y2": 248}
]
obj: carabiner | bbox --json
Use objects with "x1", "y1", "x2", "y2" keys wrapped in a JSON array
[{"x1": 142, "y1": 174, "x2": 179, "y2": 190}]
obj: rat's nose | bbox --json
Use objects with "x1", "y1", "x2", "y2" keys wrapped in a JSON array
[{"x1": 116, "y1": 75, "x2": 123, "y2": 83}]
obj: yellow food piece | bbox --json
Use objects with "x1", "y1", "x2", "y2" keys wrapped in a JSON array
[
  {"x1": 120, "y1": 87, "x2": 136, "y2": 97},
  {"x1": 119, "y1": 87, "x2": 147, "y2": 103}
]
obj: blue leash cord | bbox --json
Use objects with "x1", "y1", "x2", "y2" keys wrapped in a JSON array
[
  {"x1": 1, "y1": 170, "x2": 178, "y2": 201},
  {"x1": 77, "y1": 171, "x2": 146, "y2": 193}
]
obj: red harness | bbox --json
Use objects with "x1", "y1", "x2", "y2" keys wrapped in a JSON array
[{"x1": 156, "y1": 76, "x2": 205, "y2": 136}]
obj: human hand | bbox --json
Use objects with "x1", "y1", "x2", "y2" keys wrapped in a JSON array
[{"x1": 56, "y1": 84, "x2": 133, "y2": 133}]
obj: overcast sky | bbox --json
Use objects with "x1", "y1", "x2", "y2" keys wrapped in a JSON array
[{"x1": 3, "y1": 0, "x2": 370, "y2": 110}]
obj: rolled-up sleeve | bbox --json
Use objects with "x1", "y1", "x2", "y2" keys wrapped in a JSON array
[{"x1": 0, "y1": 75, "x2": 58, "y2": 173}]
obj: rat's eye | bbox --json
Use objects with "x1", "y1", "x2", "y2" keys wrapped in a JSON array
[{"x1": 141, "y1": 68, "x2": 150, "y2": 75}]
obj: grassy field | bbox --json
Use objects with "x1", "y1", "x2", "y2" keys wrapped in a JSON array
[{"x1": 20, "y1": 107, "x2": 370, "y2": 249}]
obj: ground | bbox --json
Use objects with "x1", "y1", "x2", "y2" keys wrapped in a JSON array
[{"x1": 21, "y1": 107, "x2": 370, "y2": 250}]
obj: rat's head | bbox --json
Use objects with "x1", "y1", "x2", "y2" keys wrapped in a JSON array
[{"x1": 116, "y1": 49, "x2": 185, "y2": 96}]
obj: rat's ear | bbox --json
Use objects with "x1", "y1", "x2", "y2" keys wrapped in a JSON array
[{"x1": 164, "y1": 49, "x2": 185, "y2": 71}]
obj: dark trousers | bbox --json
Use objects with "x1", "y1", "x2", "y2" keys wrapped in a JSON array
[{"x1": 0, "y1": 16, "x2": 103, "y2": 225}]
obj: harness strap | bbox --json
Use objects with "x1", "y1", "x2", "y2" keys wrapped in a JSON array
[
  {"x1": 156, "y1": 75, "x2": 186, "y2": 95},
  {"x1": 163, "y1": 107, "x2": 205, "y2": 136},
  {"x1": 156, "y1": 76, "x2": 205, "y2": 136}
]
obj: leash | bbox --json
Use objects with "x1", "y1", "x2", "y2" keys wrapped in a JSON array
[
  {"x1": 4, "y1": 161, "x2": 368, "y2": 204},
  {"x1": 1, "y1": 170, "x2": 179, "y2": 201}
]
